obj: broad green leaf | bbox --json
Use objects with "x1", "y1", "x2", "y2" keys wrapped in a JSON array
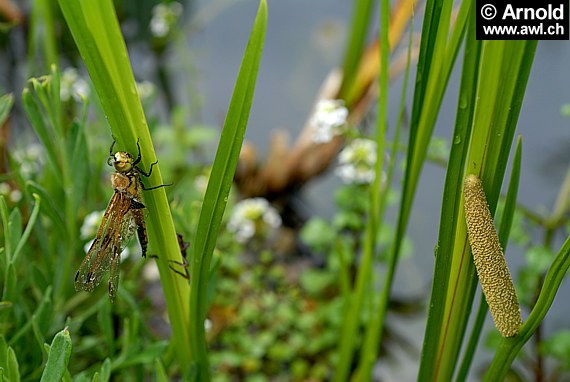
[
  {"x1": 6, "y1": 347, "x2": 20, "y2": 382},
  {"x1": 99, "y1": 358, "x2": 111, "y2": 382},
  {"x1": 0, "y1": 336, "x2": 20, "y2": 382},
  {"x1": 40, "y1": 328, "x2": 72, "y2": 382}
]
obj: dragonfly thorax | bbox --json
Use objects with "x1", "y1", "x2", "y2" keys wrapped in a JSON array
[{"x1": 111, "y1": 171, "x2": 140, "y2": 198}]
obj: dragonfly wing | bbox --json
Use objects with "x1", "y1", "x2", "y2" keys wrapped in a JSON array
[
  {"x1": 108, "y1": 242, "x2": 121, "y2": 303},
  {"x1": 75, "y1": 192, "x2": 131, "y2": 293}
]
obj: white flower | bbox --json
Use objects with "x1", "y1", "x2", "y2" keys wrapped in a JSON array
[
  {"x1": 150, "y1": 2, "x2": 183, "y2": 38},
  {"x1": 13, "y1": 143, "x2": 44, "y2": 179},
  {"x1": 194, "y1": 175, "x2": 208, "y2": 195},
  {"x1": 83, "y1": 239, "x2": 95, "y2": 255},
  {"x1": 9, "y1": 189, "x2": 22, "y2": 203},
  {"x1": 0, "y1": 183, "x2": 21, "y2": 203},
  {"x1": 150, "y1": 18, "x2": 169, "y2": 38},
  {"x1": 142, "y1": 261, "x2": 160, "y2": 281},
  {"x1": 0, "y1": 182, "x2": 10, "y2": 195},
  {"x1": 227, "y1": 198, "x2": 282, "y2": 243},
  {"x1": 136, "y1": 80, "x2": 156, "y2": 103},
  {"x1": 72, "y1": 79, "x2": 89, "y2": 101},
  {"x1": 60, "y1": 68, "x2": 89, "y2": 102},
  {"x1": 310, "y1": 99, "x2": 349, "y2": 143},
  {"x1": 335, "y1": 138, "x2": 380, "y2": 185},
  {"x1": 205, "y1": 318, "x2": 212, "y2": 332},
  {"x1": 80, "y1": 210, "x2": 105, "y2": 240}
]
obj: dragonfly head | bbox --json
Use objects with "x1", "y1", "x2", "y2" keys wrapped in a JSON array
[{"x1": 108, "y1": 151, "x2": 134, "y2": 173}]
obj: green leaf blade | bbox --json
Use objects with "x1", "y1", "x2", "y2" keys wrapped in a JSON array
[
  {"x1": 188, "y1": 1, "x2": 267, "y2": 379},
  {"x1": 40, "y1": 328, "x2": 72, "y2": 382}
]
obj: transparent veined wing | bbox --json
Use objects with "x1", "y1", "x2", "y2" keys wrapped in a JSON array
[{"x1": 74, "y1": 191, "x2": 134, "y2": 301}]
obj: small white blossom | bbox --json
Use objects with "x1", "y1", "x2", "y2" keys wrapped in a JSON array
[
  {"x1": 227, "y1": 198, "x2": 282, "y2": 243},
  {"x1": 0, "y1": 183, "x2": 21, "y2": 203},
  {"x1": 310, "y1": 99, "x2": 349, "y2": 143},
  {"x1": 80, "y1": 210, "x2": 105, "y2": 240},
  {"x1": 0, "y1": 182, "x2": 11, "y2": 195},
  {"x1": 194, "y1": 175, "x2": 208, "y2": 195},
  {"x1": 335, "y1": 138, "x2": 379, "y2": 185},
  {"x1": 119, "y1": 247, "x2": 132, "y2": 262},
  {"x1": 136, "y1": 80, "x2": 156, "y2": 103},
  {"x1": 83, "y1": 239, "x2": 95, "y2": 255},
  {"x1": 13, "y1": 143, "x2": 44, "y2": 179},
  {"x1": 60, "y1": 68, "x2": 89, "y2": 102},
  {"x1": 143, "y1": 261, "x2": 160, "y2": 281},
  {"x1": 9, "y1": 189, "x2": 22, "y2": 203},
  {"x1": 150, "y1": 2, "x2": 183, "y2": 38}
]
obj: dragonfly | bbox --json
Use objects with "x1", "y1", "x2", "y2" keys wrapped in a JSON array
[{"x1": 74, "y1": 139, "x2": 166, "y2": 303}]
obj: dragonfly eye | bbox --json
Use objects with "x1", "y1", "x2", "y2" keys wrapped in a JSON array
[{"x1": 113, "y1": 152, "x2": 134, "y2": 173}]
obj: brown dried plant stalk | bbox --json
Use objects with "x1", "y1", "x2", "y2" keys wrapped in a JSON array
[
  {"x1": 234, "y1": 0, "x2": 418, "y2": 198},
  {"x1": 463, "y1": 174, "x2": 523, "y2": 337}
]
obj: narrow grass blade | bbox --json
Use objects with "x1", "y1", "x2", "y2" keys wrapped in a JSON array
[
  {"x1": 391, "y1": 0, "x2": 468, "y2": 289},
  {"x1": 0, "y1": 94, "x2": 14, "y2": 125},
  {"x1": 338, "y1": 0, "x2": 376, "y2": 98},
  {"x1": 57, "y1": 0, "x2": 192, "y2": 372},
  {"x1": 333, "y1": 0, "x2": 390, "y2": 376},
  {"x1": 418, "y1": 39, "x2": 536, "y2": 381},
  {"x1": 417, "y1": 7, "x2": 479, "y2": 379},
  {"x1": 12, "y1": 194, "x2": 41, "y2": 263},
  {"x1": 188, "y1": 1, "x2": 267, "y2": 379}
]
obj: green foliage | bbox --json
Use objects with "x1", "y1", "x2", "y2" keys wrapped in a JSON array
[
  {"x1": 299, "y1": 218, "x2": 336, "y2": 253},
  {"x1": 542, "y1": 330, "x2": 570, "y2": 369},
  {"x1": 0, "y1": 336, "x2": 21, "y2": 382},
  {"x1": 0, "y1": 0, "x2": 568, "y2": 381},
  {"x1": 188, "y1": 1, "x2": 267, "y2": 378},
  {"x1": 210, "y1": 252, "x2": 346, "y2": 381},
  {"x1": 40, "y1": 328, "x2": 72, "y2": 382},
  {"x1": 0, "y1": 94, "x2": 14, "y2": 126}
]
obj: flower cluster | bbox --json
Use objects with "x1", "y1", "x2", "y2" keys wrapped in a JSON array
[
  {"x1": 80, "y1": 210, "x2": 105, "y2": 240},
  {"x1": 0, "y1": 182, "x2": 21, "y2": 203},
  {"x1": 60, "y1": 67, "x2": 89, "y2": 102},
  {"x1": 12, "y1": 143, "x2": 44, "y2": 179},
  {"x1": 227, "y1": 198, "x2": 282, "y2": 243},
  {"x1": 310, "y1": 99, "x2": 348, "y2": 143},
  {"x1": 150, "y1": 2, "x2": 183, "y2": 38},
  {"x1": 464, "y1": 175, "x2": 522, "y2": 337},
  {"x1": 335, "y1": 138, "x2": 378, "y2": 185}
]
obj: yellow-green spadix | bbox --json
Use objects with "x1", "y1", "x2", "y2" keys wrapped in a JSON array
[{"x1": 464, "y1": 174, "x2": 522, "y2": 337}]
